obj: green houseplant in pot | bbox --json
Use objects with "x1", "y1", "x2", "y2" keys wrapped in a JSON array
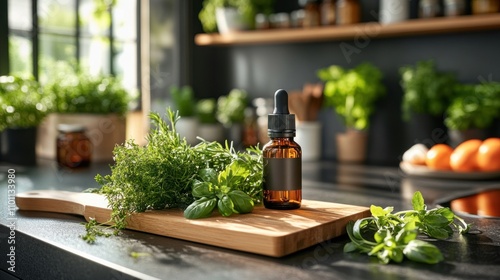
[
  {"x1": 196, "y1": 98, "x2": 224, "y2": 143},
  {"x1": 0, "y1": 75, "x2": 53, "y2": 165},
  {"x1": 199, "y1": 0, "x2": 274, "y2": 33},
  {"x1": 399, "y1": 60, "x2": 456, "y2": 145},
  {"x1": 217, "y1": 88, "x2": 249, "y2": 146},
  {"x1": 445, "y1": 82, "x2": 500, "y2": 146},
  {"x1": 38, "y1": 63, "x2": 135, "y2": 162},
  {"x1": 317, "y1": 62, "x2": 386, "y2": 163},
  {"x1": 170, "y1": 85, "x2": 198, "y2": 145}
]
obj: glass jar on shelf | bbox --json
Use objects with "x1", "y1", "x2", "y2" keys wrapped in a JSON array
[
  {"x1": 444, "y1": 0, "x2": 466, "y2": 17},
  {"x1": 472, "y1": 0, "x2": 500, "y2": 14},
  {"x1": 336, "y1": 0, "x2": 360, "y2": 25},
  {"x1": 419, "y1": 0, "x2": 441, "y2": 18}
]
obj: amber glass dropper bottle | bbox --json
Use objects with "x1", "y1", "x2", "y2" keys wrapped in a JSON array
[{"x1": 263, "y1": 89, "x2": 302, "y2": 210}]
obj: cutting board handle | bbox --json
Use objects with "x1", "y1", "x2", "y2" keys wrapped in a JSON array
[{"x1": 16, "y1": 190, "x2": 108, "y2": 217}]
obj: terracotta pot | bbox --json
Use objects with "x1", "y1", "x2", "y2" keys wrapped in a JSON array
[
  {"x1": 336, "y1": 129, "x2": 368, "y2": 163},
  {"x1": 37, "y1": 113, "x2": 126, "y2": 162}
]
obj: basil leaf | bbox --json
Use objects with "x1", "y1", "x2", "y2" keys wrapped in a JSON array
[
  {"x1": 228, "y1": 190, "x2": 254, "y2": 214},
  {"x1": 218, "y1": 195, "x2": 235, "y2": 217},
  {"x1": 343, "y1": 242, "x2": 358, "y2": 253},
  {"x1": 199, "y1": 168, "x2": 217, "y2": 184},
  {"x1": 184, "y1": 197, "x2": 217, "y2": 219},
  {"x1": 370, "y1": 205, "x2": 386, "y2": 217},
  {"x1": 424, "y1": 213, "x2": 451, "y2": 227},
  {"x1": 192, "y1": 180, "x2": 214, "y2": 198},
  {"x1": 412, "y1": 191, "x2": 425, "y2": 211},
  {"x1": 403, "y1": 240, "x2": 444, "y2": 264},
  {"x1": 424, "y1": 225, "x2": 450, "y2": 240},
  {"x1": 390, "y1": 247, "x2": 404, "y2": 263}
]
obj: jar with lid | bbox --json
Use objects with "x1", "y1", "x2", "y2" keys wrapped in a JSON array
[
  {"x1": 419, "y1": 0, "x2": 441, "y2": 18},
  {"x1": 56, "y1": 124, "x2": 92, "y2": 168},
  {"x1": 320, "y1": 0, "x2": 336, "y2": 26},
  {"x1": 472, "y1": 0, "x2": 500, "y2": 14},
  {"x1": 336, "y1": 0, "x2": 360, "y2": 25},
  {"x1": 444, "y1": 0, "x2": 465, "y2": 17}
]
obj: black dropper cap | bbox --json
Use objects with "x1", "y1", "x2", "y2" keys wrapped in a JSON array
[{"x1": 268, "y1": 89, "x2": 295, "y2": 138}]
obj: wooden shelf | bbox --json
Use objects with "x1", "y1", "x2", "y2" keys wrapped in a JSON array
[{"x1": 195, "y1": 14, "x2": 500, "y2": 46}]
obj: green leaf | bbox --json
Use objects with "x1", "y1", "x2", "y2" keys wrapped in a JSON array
[
  {"x1": 412, "y1": 191, "x2": 425, "y2": 211},
  {"x1": 192, "y1": 180, "x2": 214, "y2": 198},
  {"x1": 228, "y1": 190, "x2": 254, "y2": 214},
  {"x1": 371, "y1": 205, "x2": 393, "y2": 217},
  {"x1": 403, "y1": 240, "x2": 444, "y2": 264},
  {"x1": 343, "y1": 242, "x2": 358, "y2": 253},
  {"x1": 424, "y1": 225, "x2": 451, "y2": 240},
  {"x1": 218, "y1": 195, "x2": 235, "y2": 217},
  {"x1": 199, "y1": 168, "x2": 217, "y2": 184},
  {"x1": 184, "y1": 197, "x2": 217, "y2": 219},
  {"x1": 424, "y1": 213, "x2": 451, "y2": 227}
]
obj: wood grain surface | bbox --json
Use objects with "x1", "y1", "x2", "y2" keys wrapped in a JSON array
[{"x1": 16, "y1": 190, "x2": 370, "y2": 257}]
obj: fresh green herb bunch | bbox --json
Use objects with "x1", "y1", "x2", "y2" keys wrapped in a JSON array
[
  {"x1": 184, "y1": 161, "x2": 256, "y2": 219},
  {"x1": 196, "y1": 98, "x2": 218, "y2": 124},
  {"x1": 317, "y1": 62, "x2": 386, "y2": 130},
  {"x1": 399, "y1": 60, "x2": 456, "y2": 121},
  {"x1": 0, "y1": 75, "x2": 53, "y2": 130},
  {"x1": 199, "y1": 0, "x2": 274, "y2": 33},
  {"x1": 85, "y1": 109, "x2": 263, "y2": 242},
  {"x1": 444, "y1": 82, "x2": 500, "y2": 130},
  {"x1": 216, "y1": 88, "x2": 249, "y2": 126},
  {"x1": 344, "y1": 191, "x2": 469, "y2": 264}
]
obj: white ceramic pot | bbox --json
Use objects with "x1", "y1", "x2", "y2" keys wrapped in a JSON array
[
  {"x1": 380, "y1": 0, "x2": 410, "y2": 24},
  {"x1": 296, "y1": 121, "x2": 322, "y2": 161},
  {"x1": 198, "y1": 123, "x2": 224, "y2": 143},
  {"x1": 215, "y1": 7, "x2": 248, "y2": 34},
  {"x1": 175, "y1": 117, "x2": 199, "y2": 145},
  {"x1": 37, "y1": 113, "x2": 126, "y2": 162}
]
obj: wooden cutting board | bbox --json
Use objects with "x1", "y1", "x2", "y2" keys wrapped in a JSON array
[{"x1": 16, "y1": 190, "x2": 370, "y2": 257}]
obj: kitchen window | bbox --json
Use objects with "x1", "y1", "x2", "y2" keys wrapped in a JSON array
[{"x1": 6, "y1": 0, "x2": 140, "y2": 101}]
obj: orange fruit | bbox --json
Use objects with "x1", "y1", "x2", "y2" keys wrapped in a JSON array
[
  {"x1": 477, "y1": 138, "x2": 500, "y2": 172},
  {"x1": 426, "y1": 144, "x2": 453, "y2": 171},
  {"x1": 450, "y1": 139, "x2": 482, "y2": 172}
]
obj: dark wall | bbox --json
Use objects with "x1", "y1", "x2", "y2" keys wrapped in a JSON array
[{"x1": 190, "y1": 1, "x2": 500, "y2": 165}]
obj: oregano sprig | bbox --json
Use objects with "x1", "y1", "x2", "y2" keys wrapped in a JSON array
[{"x1": 344, "y1": 191, "x2": 470, "y2": 264}]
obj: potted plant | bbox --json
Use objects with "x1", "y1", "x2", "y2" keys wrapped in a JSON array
[
  {"x1": 445, "y1": 82, "x2": 500, "y2": 146},
  {"x1": 170, "y1": 85, "x2": 198, "y2": 145},
  {"x1": 400, "y1": 60, "x2": 456, "y2": 121},
  {"x1": 217, "y1": 88, "x2": 249, "y2": 146},
  {"x1": 317, "y1": 62, "x2": 386, "y2": 163},
  {"x1": 38, "y1": 64, "x2": 135, "y2": 162},
  {"x1": 0, "y1": 75, "x2": 53, "y2": 165},
  {"x1": 399, "y1": 60, "x2": 456, "y2": 146},
  {"x1": 199, "y1": 0, "x2": 274, "y2": 33},
  {"x1": 196, "y1": 98, "x2": 224, "y2": 143}
]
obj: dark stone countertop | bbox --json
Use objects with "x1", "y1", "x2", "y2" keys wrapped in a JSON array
[{"x1": 1, "y1": 160, "x2": 500, "y2": 280}]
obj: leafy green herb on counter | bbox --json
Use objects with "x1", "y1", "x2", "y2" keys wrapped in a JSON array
[
  {"x1": 83, "y1": 109, "x2": 263, "y2": 243},
  {"x1": 344, "y1": 191, "x2": 469, "y2": 264},
  {"x1": 184, "y1": 161, "x2": 255, "y2": 219}
]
